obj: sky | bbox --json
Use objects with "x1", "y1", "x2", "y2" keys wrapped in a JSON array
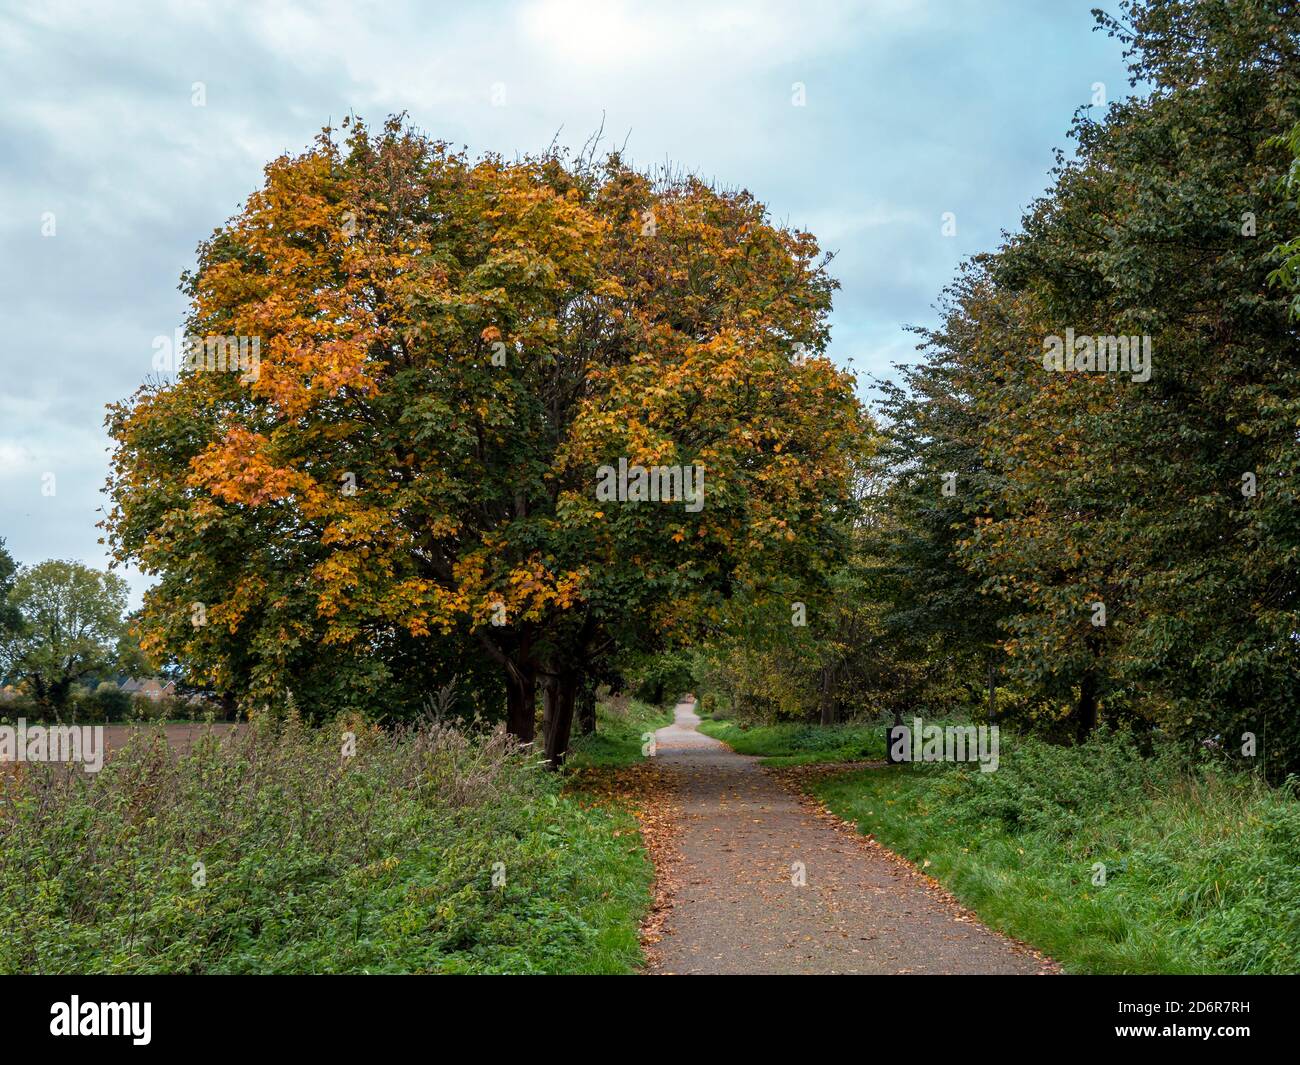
[{"x1": 0, "y1": 0, "x2": 1137, "y2": 602}]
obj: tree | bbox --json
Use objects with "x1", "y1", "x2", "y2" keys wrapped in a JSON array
[
  {"x1": 0, "y1": 560, "x2": 129, "y2": 713},
  {"x1": 871, "y1": 301, "x2": 1014, "y2": 725},
  {"x1": 0, "y1": 539, "x2": 20, "y2": 648},
  {"x1": 105, "y1": 117, "x2": 867, "y2": 763},
  {"x1": 985, "y1": 0, "x2": 1300, "y2": 760},
  {"x1": 874, "y1": 0, "x2": 1300, "y2": 773}
]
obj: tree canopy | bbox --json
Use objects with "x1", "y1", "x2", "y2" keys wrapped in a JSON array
[
  {"x1": 862, "y1": 0, "x2": 1300, "y2": 774},
  {"x1": 104, "y1": 118, "x2": 868, "y2": 761},
  {"x1": 0, "y1": 559, "x2": 129, "y2": 712}
]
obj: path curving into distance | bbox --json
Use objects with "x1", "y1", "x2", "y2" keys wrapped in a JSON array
[{"x1": 647, "y1": 699, "x2": 1057, "y2": 975}]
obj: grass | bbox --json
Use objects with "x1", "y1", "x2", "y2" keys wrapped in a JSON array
[
  {"x1": 0, "y1": 714, "x2": 654, "y2": 974},
  {"x1": 696, "y1": 717, "x2": 886, "y2": 766},
  {"x1": 566, "y1": 698, "x2": 675, "y2": 769},
  {"x1": 806, "y1": 730, "x2": 1300, "y2": 974}
]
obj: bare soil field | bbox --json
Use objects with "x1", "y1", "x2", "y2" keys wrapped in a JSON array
[{"x1": 100, "y1": 722, "x2": 245, "y2": 757}]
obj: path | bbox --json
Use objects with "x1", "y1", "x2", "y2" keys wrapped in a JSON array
[{"x1": 648, "y1": 699, "x2": 1056, "y2": 975}]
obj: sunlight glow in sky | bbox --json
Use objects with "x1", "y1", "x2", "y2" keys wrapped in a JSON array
[{"x1": 0, "y1": 0, "x2": 1135, "y2": 598}]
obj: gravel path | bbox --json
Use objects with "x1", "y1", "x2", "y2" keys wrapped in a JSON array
[{"x1": 648, "y1": 699, "x2": 1057, "y2": 975}]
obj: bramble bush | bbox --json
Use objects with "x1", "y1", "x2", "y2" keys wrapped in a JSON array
[{"x1": 932, "y1": 727, "x2": 1168, "y2": 838}]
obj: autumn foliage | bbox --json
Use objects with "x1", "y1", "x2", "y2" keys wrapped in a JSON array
[{"x1": 104, "y1": 116, "x2": 868, "y2": 761}]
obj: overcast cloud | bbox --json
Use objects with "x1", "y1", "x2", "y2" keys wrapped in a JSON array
[{"x1": 0, "y1": 0, "x2": 1135, "y2": 601}]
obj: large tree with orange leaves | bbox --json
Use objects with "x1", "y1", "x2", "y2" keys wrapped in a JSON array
[{"x1": 105, "y1": 116, "x2": 867, "y2": 762}]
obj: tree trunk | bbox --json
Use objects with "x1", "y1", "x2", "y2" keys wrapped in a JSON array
[
  {"x1": 818, "y1": 665, "x2": 835, "y2": 726},
  {"x1": 1075, "y1": 671, "x2": 1098, "y2": 743},
  {"x1": 542, "y1": 669, "x2": 578, "y2": 768},
  {"x1": 577, "y1": 679, "x2": 597, "y2": 736},
  {"x1": 505, "y1": 664, "x2": 537, "y2": 744}
]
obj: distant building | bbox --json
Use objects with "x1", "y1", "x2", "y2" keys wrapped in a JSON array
[{"x1": 119, "y1": 678, "x2": 177, "y2": 701}]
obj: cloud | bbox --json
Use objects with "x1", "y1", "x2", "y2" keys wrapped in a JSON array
[{"x1": 0, "y1": 0, "x2": 1133, "y2": 602}]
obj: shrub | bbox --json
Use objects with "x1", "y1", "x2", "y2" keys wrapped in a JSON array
[
  {"x1": 64, "y1": 682, "x2": 133, "y2": 723},
  {"x1": 0, "y1": 695, "x2": 40, "y2": 721},
  {"x1": 94, "y1": 682, "x2": 132, "y2": 721},
  {"x1": 933, "y1": 727, "x2": 1168, "y2": 838}
]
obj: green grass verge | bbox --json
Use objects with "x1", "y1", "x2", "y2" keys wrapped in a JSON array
[
  {"x1": 567, "y1": 699, "x2": 675, "y2": 769},
  {"x1": 696, "y1": 717, "x2": 887, "y2": 766},
  {"x1": 807, "y1": 730, "x2": 1300, "y2": 974}
]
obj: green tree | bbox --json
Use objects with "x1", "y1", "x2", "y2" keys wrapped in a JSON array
[
  {"x1": 1269, "y1": 119, "x2": 1300, "y2": 312},
  {"x1": 871, "y1": 299, "x2": 1013, "y2": 725},
  {"x1": 0, "y1": 539, "x2": 20, "y2": 648},
  {"x1": 0, "y1": 560, "x2": 129, "y2": 713},
  {"x1": 877, "y1": 0, "x2": 1300, "y2": 773}
]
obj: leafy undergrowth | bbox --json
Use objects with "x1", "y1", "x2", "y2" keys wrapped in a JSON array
[
  {"x1": 0, "y1": 714, "x2": 653, "y2": 974},
  {"x1": 809, "y1": 729, "x2": 1300, "y2": 974},
  {"x1": 567, "y1": 698, "x2": 675, "y2": 769},
  {"x1": 697, "y1": 717, "x2": 886, "y2": 766}
]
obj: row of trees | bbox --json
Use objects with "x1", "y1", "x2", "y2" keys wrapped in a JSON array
[{"x1": 698, "y1": 0, "x2": 1300, "y2": 780}]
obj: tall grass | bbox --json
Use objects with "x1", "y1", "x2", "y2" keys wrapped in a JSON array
[
  {"x1": 0, "y1": 714, "x2": 652, "y2": 974},
  {"x1": 697, "y1": 718, "x2": 886, "y2": 766}
]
